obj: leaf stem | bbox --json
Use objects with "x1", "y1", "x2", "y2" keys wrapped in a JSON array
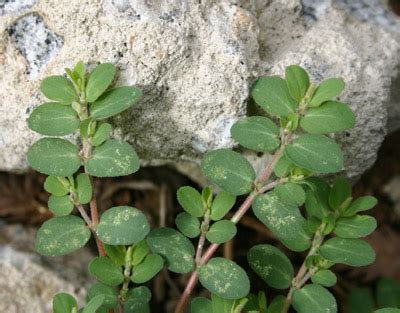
[{"x1": 195, "y1": 212, "x2": 211, "y2": 265}]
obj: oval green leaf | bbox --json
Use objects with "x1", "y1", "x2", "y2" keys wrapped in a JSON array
[
  {"x1": 304, "y1": 177, "x2": 331, "y2": 219},
  {"x1": 97, "y1": 206, "x2": 149, "y2": 245},
  {"x1": 210, "y1": 190, "x2": 236, "y2": 221},
  {"x1": 251, "y1": 76, "x2": 297, "y2": 117},
  {"x1": 44, "y1": 176, "x2": 70, "y2": 196},
  {"x1": 90, "y1": 86, "x2": 142, "y2": 119},
  {"x1": 335, "y1": 215, "x2": 377, "y2": 238},
  {"x1": 175, "y1": 212, "x2": 200, "y2": 238},
  {"x1": 274, "y1": 182, "x2": 305, "y2": 206},
  {"x1": 146, "y1": 227, "x2": 195, "y2": 274},
  {"x1": 86, "y1": 63, "x2": 116, "y2": 103},
  {"x1": 53, "y1": 293, "x2": 78, "y2": 313},
  {"x1": 191, "y1": 297, "x2": 213, "y2": 313},
  {"x1": 343, "y1": 196, "x2": 378, "y2": 217},
  {"x1": 247, "y1": 244, "x2": 294, "y2": 289},
  {"x1": 27, "y1": 138, "x2": 81, "y2": 176},
  {"x1": 36, "y1": 215, "x2": 91, "y2": 256},
  {"x1": 292, "y1": 284, "x2": 337, "y2": 313},
  {"x1": 201, "y1": 149, "x2": 255, "y2": 196},
  {"x1": 87, "y1": 283, "x2": 118, "y2": 310},
  {"x1": 319, "y1": 237, "x2": 376, "y2": 266},
  {"x1": 274, "y1": 154, "x2": 295, "y2": 177},
  {"x1": 285, "y1": 65, "x2": 310, "y2": 102},
  {"x1": 88, "y1": 256, "x2": 124, "y2": 286},
  {"x1": 309, "y1": 78, "x2": 345, "y2": 107},
  {"x1": 177, "y1": 186, "x2": 204, "y2": 218},
  {"x1": 230, "y1": 116, "x2": 280, "y2": 152},
  {"x1": 48, "y1": 195, "x2": 74, "y2": 216},
  {"x1": 206, "y1": 220, "x2": 237, "y2": 244},
  {"x1": 28, "y1": 103, "x2": 80, "y2": 136},
  {"x1": 92, "y1": 123, "x2": 112, "y2": 146},
  {"x1": 311, "y1": 269, "x2": 337, "y2": 287},
  {"x1": 199, "y1": 257, "x2": 250, "y2": 299},
  {"x1": 40, "y1": 75, "x2": 78, "y2": 104},
  {"x1": 76, "y1": 173, "x2": 92, "y2": 204},
  {"x1": 86, "y1": 139, "x2": 140, "y2": 177},
  {"x1": 82, "y1": 295, "x2": 105, "y2": 313},
  {"x1": 131, "y1": 254, "x2": 164, "y2": 284},
  {"x1": 329, "y1": 177, "x2": 352, "y2": 210},
  {"x1": 301, "y1": 101, "x2": 355, "y2": 134},
  {"x1": 285, "y1": 134, "x2": 343, "y2": 173},
  {"x1": 132, "y1": 240, "x2": 149, "y2": 266}
]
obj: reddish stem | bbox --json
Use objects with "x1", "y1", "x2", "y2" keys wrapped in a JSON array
[{"x1": 174, "y1": 271, "x2": 200, "y2": 313}]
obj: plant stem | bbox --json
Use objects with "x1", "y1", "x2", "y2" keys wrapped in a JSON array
[{"x1": 195, "y1": 212, "x2": 210, "y2": 265}]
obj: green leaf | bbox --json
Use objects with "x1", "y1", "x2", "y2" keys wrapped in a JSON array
[
  {"x1": 247, "y1": 244, "x2": 294, "y2": 289},
  {"x1": 319, "y1": 237, "x2": 375, "y2": 266},
  {"x1": 126, "y1": 286, "x2": 152, "y2": 303},
  {"x1": 285, "y1": 65, "x2": 310, "y2": 102},
  {"x1": 199, "y1": 257, "x2": 250, "y2": 300},
  {"x1": 274, "y1": 182, "x2": 305, "y2": 206},
  {"x1": 311, "y1": 269, "x2": 337, "y2": 287},
  {"x1": 44, "y1": 176, "x2": 70, "y2": 196},
  {"x1": 252, "y1": 191, "x2": 311, "y2": 251},
  {"x1": 301, "y1": 101, "x2": 355, "y2": 134},
  {"x1": 329, "y1": 177, "x2": 352, "y2": 210},
  {"x1": 27, "y1": 138, "x2": 81, "y2": 176},
  {"x1": 251, "y1": 76, "x2": 297, "y2": 117},
  {"x1": 201, "y1": 149, "x2": 256, "y2": 196},
  {"x1": 348, "y1": 288, "x2": 374, "y2": 313},
  {"x1": 268, "y1": 295, "x2": 286, "y2": 313},
  {"x1": 191, "y1": 297, "x2": 213, "y2": 313},
  {"x1": 335, "y1": 215, "x2": 377, "y2": 238},
  {"x1": 103, "y1": 245, "x2": 126, "y2": 266},
  {"x1": 87, "y1": 283, "x2": 118, "y2": 310},
  {"x1": 210, "y1": 191, "x2": 236, "y2": 221},
  {"x1": 177, "y1": 186, "x2": 204, "y2": 218},
  {"x1": 74, "y1": 61, "x2": 85, "y2": 80},
  {"x1": 131, "y1": 254, "x2": 164, "y2": 284},
  {"x1": 376, "y1": 277, "x2": 400, "y2": 308},
  {"x1": 175, "y1": 212, "x2": 200, "y2": 238},
  {"x1": 92, "y1": 123, "x2": 112, "y2": 146},
  {"x1": 82, "y1": 295, "x2": 105, "y2": 313},
  {"x1": 36, "y1": 215, "x2": 91, "y2": 256},
  {"x1": 90, "y1": 86, "x2": 142, "y2": 119},
  {"x1": 28, "y1": 103, "x2": 80, "y2": 136},
  {"x1": 86, "y1": 63, "x2": 116, "y2": 103},
  {"x1": 86, "y1": 139, "x2": 140, "y2": 177},
  {"x1": 274, "y1": 155, "x2": 295, "y2": 177},
  {"x1": 211, "y1": 294, "x2": 237, "y2": 313},
  {"x1": 97, "y1": 206, "x2": 150, "y2": 245},
  {"x1": 285, "y1": 134, "x2": 343, "y2": 173},
  {"x1": 374, "y1": 309, "x2": 400, "y2": 313},
  {"x1": 146, "y1": 227, "x2": 195, "y2": 273},
  {"x1": 206, "y1": 220, "x2": 237, "y2": 244},
  {"x1": 292, "y1": 284, "x2": 337, "y2": 313},
  {"x1": 53, "y1": 293, "x2": 78, "y2": 313},
  {"x1": 40, "y1": 76, "x2": 78, "y2": 104},
  {"x1": 80, "y1": 118, "x2": 92, "y2": 139},
  {"x1": 343, "y1": 196, "x2": 378, "y2": 217},
  {"x1": 88, "y1": 256, "x2": 124, "y2": 286},
  {"x1": 132, "y1": 240, "x2": 149, "y2": 266},
  {"x1": 309, "y1": 78, "x2": 345, "y2": 107},
  {"x1": 230, "y1": 116, "x2": 279, "y2": 152},
  {"x1": 304, "y1": 177, "x2": 331, "y2": 219},
  {"x1": 48, "y1": 195, "x2": 74, "y2": 216},
  {"x1": 124, "y1": 299, "x2": 150, "y2": 313},
  {"x1": 76, "y1": 173, "x2": 92, "y2": 204}
]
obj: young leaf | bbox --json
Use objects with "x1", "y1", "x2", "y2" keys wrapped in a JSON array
[
  {"x1": 82, "y1": 295, "x2": 105, "y2": 313},
  {"x1": 230, "y1": 116, "x2": 279, "y2": 152},
  {"x1": 191, "y1": 297, "x2": 213, "y2": 313},
  {"x1": 80, "y1": 118, "x2": 92, "y2": 138},
  {"x1": 376, "y1": 277, "x2": 400, "y2": 308},
  {"x1": 201, "y1": 149, "x2": 256, "y2": 196},
  {"x1": 300, "y1": 101, "x2": 355, "y2": 134},
  {"x1": 329, "y1": 177, "x2": 352, "y2": 210},
  {"x1": 274, "y1": 182, "x2": 306, "y2": 206},
  {"x1": 285, "y1": 134, "x2": 343, "y2": 173},
  {"x1": 132, "y1": 240, "x2": 149, "y2": 266},
  {"x1": 87, "y1": 283, "x2": 118, "y2": 310},
  {"x1": 146, "y1": 227, "x2": 195, "y2": 274},
  {"x1": 198, "y1": 257, "x2": 250, "y2": 299},
  {"x1": 292, "y1": 284, "x2": 337, "y2": 313},
  {"x1": 36, "y1": 215, "x2": 91, "y2": 256},
  {"x1": 348, "y1": 288, "x2": 374, "y2": 313},
  {"x1": 97, "y1": 206, "x2": 150, "y2": 245},
  {"x1": 247, "y1": 244, "x2": 294, "y2": 289},
  {"x1": 86, "y1": 139, "x2": 140, "y2": 177},
  {"x1": 251, "y1": 76, "x2": 297, "y2": 117},
  {"x1": 44, "y1": 176, "x2": 70, "y2": 196},
  {"x1": 175, "y1": 212, "x2": 201, "y2": 238},
  {"x1": 304, "y1": 177, "x2": 331, "y2": 219},
  {"x1": 252, "y1": 192, "x2": 311, "y2": 251},
  {"x1": 91, "y1": 123, "x2": 112, "y2": 146},
  {"x1": 211, "y1": 294, "x2": 236, "y2": 313},
  {"x1": 309, "y1": 78, "x2": 345, "y2": 107},
  {"x1": 53, "y1": 293, "x2": 78, "y2": 313},
  {"x1": 40, "y1": 76, "x2": 78, "y2": 104},
  {"x1": 285, "y1": 65, "x2": 310, "y2": 102},
  {"x1": 104, "y1": 245, "x2": 126, "y2": 266},
  {"x1": 268, "y1": 295, "x2": 286, "y2": 313},
  {"x1": 76, "y1": 173, "x2": 92, "y2": 204},
  {"x1": 131, "y1": 254, "x2": 164, "y2": 284},
  {"x1": 48, "y1": 195, "x2": 74, "y2": 216},
  {"x1": 88, "y1": 256, "x2": 124, "y2": 286},
  {"x1": 334, "y1": 215, "x2": 377, "y2": 238},
  {"x1": 319, "y1": 237, "x2": 375, "y2": 266},
  {"x1": 311, "y1": 269, "x2": 337, "y2": 287},
  {"x1": 274, "y1": 155, "x2": 295, "y2": 177},
  {"x1": 343, "y1": 196, "x2": 378, "y2": 217},
  {"x1": 210, "y1": 190, "x2": 236, "y2": 221},
  {"x1": 27, "y1": 138, "x2": 81, "y2": 176},
  {"x1": 28, "y1": 103, "x2": 80, "y2": 136},
  {"x1": 177, "y1": 186, "x2": 204, "y2": 218},
  {"x1": 90, "y1": 86, "x2": 142, "y2": 119},
  {"x1": 206, "y1": 220, "x2": 237, "y2": 244},
  {"x1": 74, "y1": 61, "x2": 85, "y2": 80},
  {"x1": 86, "y1": 63, "x2": 116, "y2": 103}
]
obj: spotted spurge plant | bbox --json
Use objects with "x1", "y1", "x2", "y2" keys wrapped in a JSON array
[{"x1": 27, "y1": 63, "x2": 391, "y2": 313}]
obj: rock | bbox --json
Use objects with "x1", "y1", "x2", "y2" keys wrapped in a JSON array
[{"x1": 0, "y1": 0, "x2": 399, "y2": 181}]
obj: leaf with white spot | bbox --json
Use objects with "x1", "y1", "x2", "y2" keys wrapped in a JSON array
[{"x1": 292, "y1": 284, "x2": 337, "y2": 313}]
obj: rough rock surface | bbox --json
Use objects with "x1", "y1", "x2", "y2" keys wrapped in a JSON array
[{"x1": 0, "y1": 0, "x2": 399, "y2": 180}]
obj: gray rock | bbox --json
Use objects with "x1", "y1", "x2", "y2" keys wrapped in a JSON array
[
  {"x1": 0, "y1": 0, "x2": 37, "y2": 16},
  {"x1": 0, "y1": 0, "x2": 399, "y2": 181}
]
